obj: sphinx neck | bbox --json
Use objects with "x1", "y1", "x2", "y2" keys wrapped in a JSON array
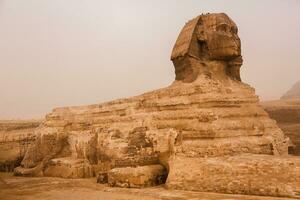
[{"x1": 173, "y1": 56, "x2": 239, "y2": 83}]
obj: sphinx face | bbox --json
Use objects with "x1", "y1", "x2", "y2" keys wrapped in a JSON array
[{"x1": 198, "y1": 14, "x2": 241, "y2": 60}]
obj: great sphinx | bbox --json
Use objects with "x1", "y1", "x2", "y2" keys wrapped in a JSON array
[{"x1": 15, "y1": 13, "x2": 300, "y2": 197}]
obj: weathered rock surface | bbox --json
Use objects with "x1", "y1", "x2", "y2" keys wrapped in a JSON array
[
  {"x1": 262, "y1": 99, "x2": 300, "y2": 155},
  {"x1": 0, "y1": 120, "x2": 40, "y2": 172},
  {"x1": 108, "y1": 165, "x2": 167, "y2": 188},
  {"x1": 167, "y1": 154, "x2": 300, "y2": 197},
  {"x1": 14, "y1": 13, "x2": 300, "y2": 197}
]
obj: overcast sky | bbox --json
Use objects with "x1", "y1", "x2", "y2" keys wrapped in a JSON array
[{"x1": 0, "y1": 0, "x2": 299, "y2": 119}]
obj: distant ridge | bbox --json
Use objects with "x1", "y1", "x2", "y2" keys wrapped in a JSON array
[{"x1": 281, "y1": 81, "x2": 300, "y2": 100}]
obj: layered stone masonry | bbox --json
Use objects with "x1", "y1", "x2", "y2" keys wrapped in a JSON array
[{"x1": 0, "y1": 120, "x2": 40, "y2": 172}]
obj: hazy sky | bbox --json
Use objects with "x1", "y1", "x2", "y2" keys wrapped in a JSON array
[{"x1": 0, "y1": 0, "x2": 299, "y2": 119}]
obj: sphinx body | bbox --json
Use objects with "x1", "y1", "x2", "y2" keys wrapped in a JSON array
[{"x1": 15, "y1": 13, "x2": 300, "y2": 197}]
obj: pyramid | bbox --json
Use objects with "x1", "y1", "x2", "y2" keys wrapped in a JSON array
[{"x1": 281, "y1": 81, "x2": 300, "y2": 100}]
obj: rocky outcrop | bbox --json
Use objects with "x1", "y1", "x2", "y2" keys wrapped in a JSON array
[
  {"x1": 14, "y1": 13, "x2": 300, "y2": 197},
  {"x1": 281, "y1": 81, "x2": 300, "y2": 100},
  {"x1": 0, "y1": 120, "x2": 41, "y2": 172}
]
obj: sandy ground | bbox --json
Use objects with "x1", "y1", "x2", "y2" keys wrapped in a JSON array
[{"x1": 0, "y1": 173, "x2": 297, "y2": 200}]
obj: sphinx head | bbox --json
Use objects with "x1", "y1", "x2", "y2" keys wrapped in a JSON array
[
  {"x1": 171, "y1": 13, "x2": 243, "y2": 82},
  {"x1": 197, "y1": 13, "x2": 241, "y2": 60}
]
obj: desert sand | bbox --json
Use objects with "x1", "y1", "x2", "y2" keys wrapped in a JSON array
[{"x1": 0, "y1": 173, "x2": 294, "y2": 200}]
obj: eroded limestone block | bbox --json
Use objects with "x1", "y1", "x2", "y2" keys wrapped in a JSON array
[
  {"x1": 108, "y1": 165, "x2": 167, "y2": 188},
  {"x1": 43, "y1": 158, "x2": 93, "y2": 178},
  {"x1": 14, "y1": 163, "x2": 44, "y2": 177},
  {"x1": 166, "y1": 155, "x2": 300, "y2": 198},
  {"x1": 0, "y1": 120, "x2": 40, "y2": 172}
]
